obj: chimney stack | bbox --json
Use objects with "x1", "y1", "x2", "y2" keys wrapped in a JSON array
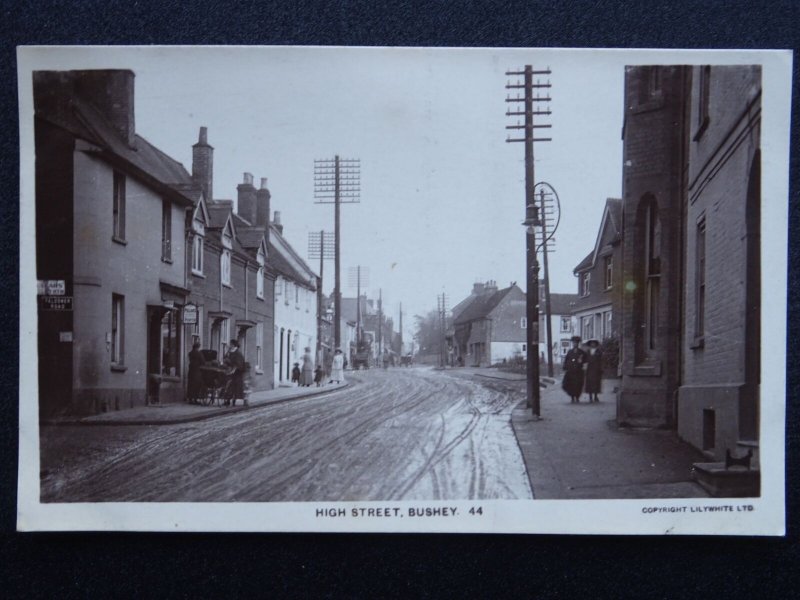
[
  {"x1": 237, "y1": 172, "x2": 257, "y2": 224},
  {"x1": 256, "y1": 177, "x2": 271, "y2": 228},
  {"x1": 192, "y1": 127, "x2": 214, "y2": 202},
  {"x1": 273, "y1": 210, "x2": 283, "y2": 234},
  {"x1": 67, "y1": 70, "x2": 136, "y2": 147},
  {"x1": 472, "y1": 282, "x2": 486, "y2": 295}
]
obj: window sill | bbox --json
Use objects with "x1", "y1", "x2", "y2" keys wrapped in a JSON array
[
  {"x1": 632, "y1": 361, "x2": 662, "y2": 377},
  {"x1": 162, "y1": 257, "x2": 173, "y2": 265},
  {"x1": 256, "y1": 295, "x2": 264, "y2": 301},
  {"x1": 192, "y1": 271, "x2": 206, "y2": 279},
  {"x1": 255, "y1": 368, "x2": 263, "y2": 375},
  {"x1": 110, "y1": 364, "x2": 128, "y2": 372},
  {"x1": 112, "y1": 235, "x2": 127, "y2": 246},
  {"x1": 690, "y1": 336, "x2": 705, "y2": 350},
  {"x1": 160, "y1": 375, "x2": 181, "y2": 383},
  {"x1": 222, "y1": 283, "x2": 232, "y2": 289}
]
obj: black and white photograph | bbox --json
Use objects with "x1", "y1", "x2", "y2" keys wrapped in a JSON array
[{"x1": 16, "y1": 46, "x2": 791, "y2": 534}]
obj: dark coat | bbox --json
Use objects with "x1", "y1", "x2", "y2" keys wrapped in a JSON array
[
  {"x1": 584, "y1": 348, "x2": 603, "y2": 394},
  {"x1": 561, "y1": 347, "x2": 586, "y2": 397},
  {"x1": 225, "y1": 348, "x2": 246, "y2": 399},
  {"x1": 187, "y1": 348, "x2": 205, "y2": 401}
]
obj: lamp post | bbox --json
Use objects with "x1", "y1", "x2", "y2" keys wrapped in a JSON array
[{"x1": 522, "y1": 203, "x2": 542, "y2": 418}]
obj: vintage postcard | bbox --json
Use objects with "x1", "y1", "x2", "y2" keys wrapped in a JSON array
[{"x1": 17, "y1": 46, "x2": 791, "y2": 534}]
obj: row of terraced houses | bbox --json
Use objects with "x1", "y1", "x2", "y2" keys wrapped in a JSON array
[{"x1": 34, "y1": 69, "x2": 319, "y2": 417}]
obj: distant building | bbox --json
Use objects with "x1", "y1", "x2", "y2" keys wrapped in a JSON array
[
  {"x1": 539, "y1": 290, "x2": 580, "y2": 362},
  {"x1": 453, "y1": 281, "x2": 526, "y2": 367},
  {"x1": 571, "y1": 198, "x2": 623, "y2": 346}
]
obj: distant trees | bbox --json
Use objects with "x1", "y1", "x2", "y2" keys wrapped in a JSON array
[{"x1": 413, "y1": 310, "x2": 446, "y2": 358}]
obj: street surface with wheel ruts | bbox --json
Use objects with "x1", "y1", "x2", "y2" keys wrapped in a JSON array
[{"x1": 40, "y1": 367, "x2": 532, "y2": 502}]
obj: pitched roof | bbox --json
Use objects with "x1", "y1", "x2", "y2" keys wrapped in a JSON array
[
  {"x1": 548, "y1": 293, "x2": 580, "y2": 315},
  {"x1": 268, "y1": 224, "x2": 317, "y2": 289},
  {"x1": 454, "y1": 286, "x2": 519, "y2": 324},
  {"x1": 573, "y1": 198, "x2": 622, "y2": 273},
  {"x1": 236, "y1": 227, "x2": 267, "y2": 251},
  {"x1": 35, "y1": 85, "x2": 194, "y2": 206}
]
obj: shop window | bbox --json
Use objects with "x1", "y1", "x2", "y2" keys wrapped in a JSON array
[{"x1": 161, "y1": 309, "x2": 180, "y2": 376}]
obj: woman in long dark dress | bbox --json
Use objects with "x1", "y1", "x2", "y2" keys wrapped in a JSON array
[
  {"x1": 562, "y1": 336, "x2": 586, "y2": 403},
  {"x1": 583, "y1": 339, "x2": 603, "y2": 403},
  {"x1": 301, "y1": 347, "x2": 315, "y2": 387},
  {"x1": 186, "y1": 341, "x2": 205, "y2": 404}
]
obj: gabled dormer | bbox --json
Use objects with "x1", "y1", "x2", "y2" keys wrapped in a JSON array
[{"x1": 190, "y1": 194, "x2": 209, "y2": 276}]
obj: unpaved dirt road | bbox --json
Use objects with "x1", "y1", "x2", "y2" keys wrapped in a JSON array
[{"x1": 40, "y1": 367, "x2": 532, "y2": 502}]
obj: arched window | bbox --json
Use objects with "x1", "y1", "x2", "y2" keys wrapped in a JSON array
[{"x1": 643, "y1": 197, "x2": 661, "y2": 352}]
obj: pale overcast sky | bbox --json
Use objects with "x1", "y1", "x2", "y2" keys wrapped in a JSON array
[{"x1": 29, "y1": 47, "x2": 630, "y2": 339}]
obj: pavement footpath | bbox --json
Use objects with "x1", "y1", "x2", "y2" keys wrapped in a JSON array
[
  {"x1": 506, "y1": 375, "x2": 709, "y2": 499},
  {"x1": 45, "y1": 381, "x2": 349, "y2": 426}
]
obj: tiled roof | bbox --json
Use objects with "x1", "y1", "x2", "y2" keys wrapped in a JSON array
[
  {"x1": 35, "y1": 85, "x2": 194, "y2": 205},
  {"x1": 454, "y1": 286, "x2": 518, "y2": 324},
  {"x1": 268, "y1": 224, "x2": 317, "y2": 289},
  {"x1": 548, "y1": 293, "x2": 580, "y2": 315},
  {"x1": 236, "y1": 227, "x2": 267, "y2": 250},
  {"x1": 573, "y1": 198, "x2": 622, "y2": 273}
]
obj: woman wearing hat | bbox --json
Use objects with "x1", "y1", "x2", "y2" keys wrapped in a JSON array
[
  {"x1": 562, "y1": 335, "x2": 586, "y2": 403},
  {"x1": 330, "y1": 348, "x2": 345, "y2": 384},
  {"x1": 584, "y1": 339, "x2": 603, "y2": 403}
]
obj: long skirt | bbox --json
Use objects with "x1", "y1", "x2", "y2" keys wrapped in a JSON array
[
  {"x1": 562, "y1": 369, "x2": 584, "y2": 398},
  {"x1": 584, "y1": 366, "x2": 602, "y2": 394}
]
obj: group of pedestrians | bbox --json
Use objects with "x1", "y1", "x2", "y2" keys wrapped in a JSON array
[
  {"x1": 561, "y1": 335, "x2": 604, "y2": 403},
  {"x1": 186, "y1": 339, "x2": 247, "y2": 406},
  {"x1": 292, "y1": 347, "x2": 346, "y2": 387}
]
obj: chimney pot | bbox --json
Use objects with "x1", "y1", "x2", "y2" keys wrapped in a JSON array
[
  {"x1": 243, "y1": 172, "x2": 254, "y2": 186},
  {"x1": 198, "y1": 126, "x2": 208, "y2": 144},
  {"x1": 260, "y1": 177, "x2": 268, "y2": 189},
  {"x1": 274, "y1": 210, "x2": 281, "y2": 224}
]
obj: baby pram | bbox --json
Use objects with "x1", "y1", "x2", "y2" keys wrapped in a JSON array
[{"x1": 198, "y1": 350, "x2": 235, "y2": 406}]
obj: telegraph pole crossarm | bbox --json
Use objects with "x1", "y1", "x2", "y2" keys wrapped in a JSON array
[{"x1": 314, "y1": 156, "x2": 361, "y2": 352}]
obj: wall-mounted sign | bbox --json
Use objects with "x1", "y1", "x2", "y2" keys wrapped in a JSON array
[
  {"x1": 183, "y1": 303, "x2": 198, "y2": 324},
  {"x1": 37, "y1": 279, "x2": 66, "y2": 296},
  {"x1": 40, "y1": 296, "x2": 73, "y2": 311}
]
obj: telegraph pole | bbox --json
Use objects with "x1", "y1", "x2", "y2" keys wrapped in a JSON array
[
  {"x1": 348, "y1": 265, "x2": 369, "y2": 352},
  {"x1": 399, "y1": 303, "x2": 403, "y2": 355},
  {"x1": 378, "y1": 288, "x2": 383, "y2": 357},
  {"x1": 506, "y1": 64, "x2": 552, "y2": 418},
  {"x1": 437, "y1": 293, "x2": 448, "y2": 367},
  {"x1": 308, "y1": 230, "x2": 334, "y2": 361},
  {"x1": 314, "y1": 156, "x2": 361, "y2": 351},
  {"x1": 537, "y1": 185, "x2": 560, "y2": 378}
]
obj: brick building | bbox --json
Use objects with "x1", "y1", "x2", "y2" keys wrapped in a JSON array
[
  {"x1": 571, "y1": 198, "x2": 623, "y2": 347},
  {"x1": 618, "y1": 65, "x2": 762, "y2": 484},
  {"x1": 452, "y1": 282, "x2": 527, "y2": 367},
  {"x1": 618, "y1": 66, "x2": 690, "y2": 428},
  {"x1": 677, "y1": 66, "x2": 761, "y2": 464},
  {"x1": 34, "y1": 70, "x2": 196, "y2": 415}
]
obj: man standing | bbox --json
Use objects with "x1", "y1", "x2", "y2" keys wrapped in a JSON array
[{"x1": 225, "y1": 339, "x2": 246, "y2": 406}]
